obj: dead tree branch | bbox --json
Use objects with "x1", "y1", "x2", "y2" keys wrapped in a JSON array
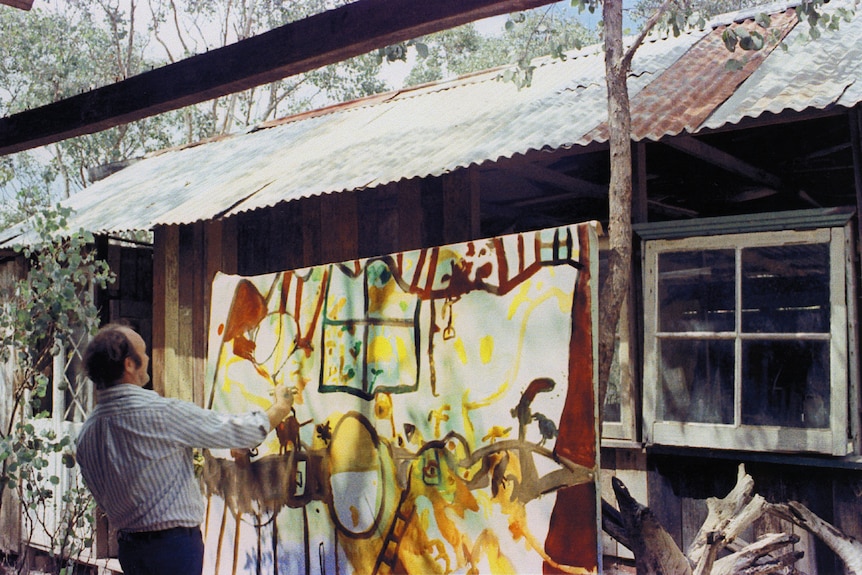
[{"x1": 770, "y1": 500, "x2": 862, "y2": 575}]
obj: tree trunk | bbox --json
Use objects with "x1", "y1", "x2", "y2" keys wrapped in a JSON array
[{"x1": 598, "y1": 0, "x2": 634, "y2": 415}]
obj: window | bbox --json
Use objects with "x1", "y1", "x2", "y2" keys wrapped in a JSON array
[{"x1": 640, "y1": 209, "x2": 857, "y2": 455}]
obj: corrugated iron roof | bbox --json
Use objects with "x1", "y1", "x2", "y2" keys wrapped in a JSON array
[{"x1": 2, "y1": 0, "x2": 860, "y2": 243}]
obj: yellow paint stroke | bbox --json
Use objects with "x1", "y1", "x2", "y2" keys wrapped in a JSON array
[
  {"x1": 507, "y1": 279, "x2": 572, "y2": 321},
  {"x1": 461, "y1": 379, "x2": 510, "y2": 448},
  {"x1": 327, "y1": 296, "x2": 347, "y2": 320},
  {"x1": 453, "y1": 338, "x2": 468, "y2": 364},
  {"x1": 499, "y1": 279, "x2": 573, "y2": 393},
  {"x1": 219, "y1": 355, "x2": 272, "y2": 409},
  {"x1": 368, "y1": 334, "x2": 394, "y2": 363},
  {"x1": 397, "y1": 509, "x2": 447, "y2": 575},
  {"x1": 428, "y1": 405, "x2": 450, "y2": 438},
  {"x1": 468, "y1": 529, "x2": 515, "y2": 574},
  {"x1": 479, "y1": 335, "x2": 494, "y2": 364},
  {"x1": 396, "y1": 335, "x2": 408, "y2": 363},
  {"x1": 481, "y1": 426, "x2": 511, "y2": 443}
]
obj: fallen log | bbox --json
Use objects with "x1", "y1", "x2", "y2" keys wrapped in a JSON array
[
  {"x1": 689, "y1": 464, "x2": 768, "y2": 568},
  {"x1": 770, "y1": 500, "x2": 862, "y2": 575},
  {"x1": 711, "y1": 532, "x2": 802, "y2": 575}
]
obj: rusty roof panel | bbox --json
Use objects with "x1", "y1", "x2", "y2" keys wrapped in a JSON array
[
  {"x1": 588, "y1": 10, "x2": 798, "y2": 142},
  {"x1": 702, "y1": 0, "x2": 862, "y2": 129}
]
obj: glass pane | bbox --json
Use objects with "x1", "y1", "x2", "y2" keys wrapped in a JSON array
[
  {"x1": 742, "y1": 340, "x2": 830, "y2": 428},
  {"x1": 658, "y1": 250, "x2": 735, "y2": 332},
  {"x1": 658, "y1": 338, "x2": 734, "y2": 424},
  {"x1": 741, "y1": 243, "x2": 830, "y2": 333}
]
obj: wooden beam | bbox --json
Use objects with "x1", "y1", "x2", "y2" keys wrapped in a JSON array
[
  {"x1": 0, "y1": 0, "x2": 557, "y2": 156},
  {"x1": 0, "y1": 0, "x2": 33, "y2": 10},
  {"x1": 504, "y1": 162, "x2": 607, "y2": 198},
  {"x1": 664, "y1": 135, "x2": 783, "y2": 190}
]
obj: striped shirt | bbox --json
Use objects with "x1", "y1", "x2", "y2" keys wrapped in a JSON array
[{"x1": 76, "y1": 384, "x2": 269, "y2": 532}]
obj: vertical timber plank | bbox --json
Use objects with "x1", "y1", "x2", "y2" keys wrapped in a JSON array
[
  {"x1": 359, "y1": 185, "x2": 399, "y2": 258},
  {"x1": 377, "y1": 184, "x2": 399, "y2": 256},
  {"x1": 357, "y1": 188, "x2": 378, "y2": 258},
  {"x1": 680, "y1": 496, "x2": 706, "y2": 554},
  {"x1": 834, "y1": 473, "x2": 862, "y2": 552},
  {"x1": 615, "y1": 449, "x2": 647, "y2": 560},
  {"x1": 192, "y1": 223, "x2": 207, "y2": 406},
  {"x1": 600, "y1": 449, "x2": 620, "y2": 559},
  {"x1": 162, "y1": 225, "x2": 180, "y2": 399},
  {"x1": 632, "y1": 142, "x2": 648, "y2": 224},
  {"x1": 177, "y1": 227, "x2": 195, "y2": 403},
  {"x1": 152, "y1": 227, "x2": 167, "y2": 397},
  {"x1": 397, "y1": 178, "x2": 424, "y2": 251},
  {"x1": 222, "y1": 216, "x2": 239, "y2": 276},
  {"x1": 282, "y1": 200, "x2": 304, "y2": 271},
  {"x1": 647, "y1": 457, "x2": 683, "y2": 550},
  {"x1": 442, "y1": 168, "x2": 480, "y2": 245},
  {"x1": 302, "y1": 195, "x2": 322, "y2": 268},
  {"x1": 320, "y1": 191, "x2": 358, "y2": 264}
]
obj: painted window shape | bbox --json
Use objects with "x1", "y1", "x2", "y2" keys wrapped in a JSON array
[
  {"x1": 641, "y1": 211, "x2": 857, "y2": 456},
  {"x1": 321, "y1": 259, "x2": 421, "y2": 398}
]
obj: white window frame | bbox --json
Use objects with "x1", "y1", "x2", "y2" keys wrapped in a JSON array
[{"x1": 642, "y1": 221, "x2": 855, "y2": 456}]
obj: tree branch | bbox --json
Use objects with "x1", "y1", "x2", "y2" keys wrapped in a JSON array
[{"x1": 622, "y1": 0, "x2": 678, "y2": 71}]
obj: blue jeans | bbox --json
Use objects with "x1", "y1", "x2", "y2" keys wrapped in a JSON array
[{"x1": 117, "y1": 526, "x2": 204, "y2": 575}]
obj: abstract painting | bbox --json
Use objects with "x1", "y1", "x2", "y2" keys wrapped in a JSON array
[{"x1": 202, "y1": 222, "x2": 601, "y2": 574}]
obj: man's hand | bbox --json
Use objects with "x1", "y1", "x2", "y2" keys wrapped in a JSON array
[{"x1": 266, "y1": 384, "x2": 296, "y2": 429}]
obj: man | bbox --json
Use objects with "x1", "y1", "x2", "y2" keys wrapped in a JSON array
[{"x1": 76, "y1": 324, "x2": 295, "y2": 575}]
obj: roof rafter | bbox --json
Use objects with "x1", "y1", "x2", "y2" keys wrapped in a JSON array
[
  {"x1": 0, "y1": 0, "x2": 556, "y2": 156},
  {"x1": 664, "y1": 135, "x2": 783, "y2": 190}
]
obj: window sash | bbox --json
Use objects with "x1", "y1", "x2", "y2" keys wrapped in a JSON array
[{"x1": 643, "y1": 226, "x2": 850, "y2": 455}]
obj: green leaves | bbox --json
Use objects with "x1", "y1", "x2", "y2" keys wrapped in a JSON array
[
  {"x1": 0, "y1": 203, "x2": 110, "y2": 569},
  {"x1": 721, "y1": 26, "x2": 765, "y2": 53}
]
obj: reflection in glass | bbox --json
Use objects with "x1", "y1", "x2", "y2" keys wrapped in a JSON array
[
  {"x1": 741, "y1": 244, "x2": 830, "y2": 334},
  {"x1": 604, "y1": 336, "x2": 622, "y2": 423},
  {"x1": 658, "y1": 338, "x2": 734, "y2": 424},
  {"x1": 658, "y1": 250, "x2": 735, "y2": 333},
  {"x1": 742, "y1": 340, "x2": 830, "y2": 428}
]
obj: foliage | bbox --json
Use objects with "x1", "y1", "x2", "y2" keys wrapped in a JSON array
[
  {"x1": 0, "y1": 0, "x2": 394, "y2": 227},
  {"x1": 0, "y1": 2, "x2": 187, "y2": 216},
  {"x1": 0, "y1": 205, "x2": 114, "y2": 574},
  {"x1": 142, "y1": 0, "x2": 388, "y2": 133},
  {"x1": 388, "y1": 5, "x2": 598, "y2": 89},
  {"x1": 628, "y1": 0, "x2": 856, "y2": 73}
]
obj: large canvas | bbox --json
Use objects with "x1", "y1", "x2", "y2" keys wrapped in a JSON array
[{"x1": 202, "y1": 222, "x2": 601, "y2": 574}]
